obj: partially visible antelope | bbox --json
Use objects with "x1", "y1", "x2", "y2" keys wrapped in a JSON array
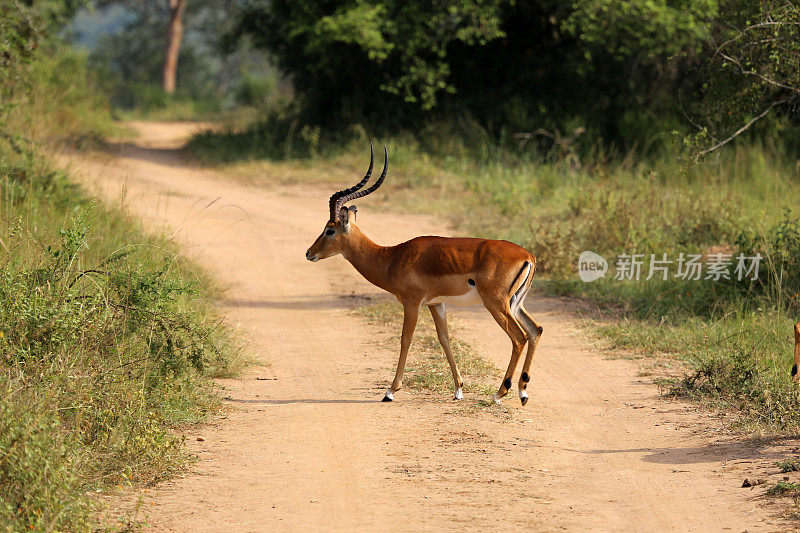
[
  {"x1": 793, "y1": 321, "x2": 800, "y2": 382},
  {"x1": 305, "y1": 145, "x2": 542, "y2": 404}
]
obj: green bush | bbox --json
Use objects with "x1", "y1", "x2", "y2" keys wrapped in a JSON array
[
  {"x1": 0, "y1": 139, "x2": 237, "y2": 529},
  {"x1": 727, "y1": 211, "x2": 800, "y2": 314},
  {"x1": 235, "y1": 71, "x2": 278, "y2": 108},
  {"x1": 108, "y1": 82, "x2": 223, "y2": 121},
  {"x1": 188, "y1": 107, "x2": 323, "y2": 162},
  {"x1": 0, "y1": 390, "x2": 87, "y2": 531},
  {"x1": 668, "y1": 312, "x2": 800, "y2": 429},
  {"x1": 0, "y1": 41, "x2": 239, "y2": 530}
]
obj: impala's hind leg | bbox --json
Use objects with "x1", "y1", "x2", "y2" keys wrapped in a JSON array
[
  {"x1": 515, "y1": 307, "x2": 543, "y2": 406},
  {"x1": 429, "y1": 303, "x2": 464, "y2": 400},
  {"x1": 485, "y1": 303, "x2": 527, "y2": 403}
]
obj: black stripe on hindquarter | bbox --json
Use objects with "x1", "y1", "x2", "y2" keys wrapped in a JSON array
[{"x1": 507, "y1": 261, "x2": 530, "y2": 296}]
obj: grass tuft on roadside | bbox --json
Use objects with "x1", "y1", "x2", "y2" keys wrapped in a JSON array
[
  {"x1": 778, "y1": 458, "x2": 800, "y2": 473},
  {"x1": 768, "y1": 481, "x2": 800, "y2": 496}
]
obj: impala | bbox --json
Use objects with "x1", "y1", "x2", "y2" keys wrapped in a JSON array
[{"x1": 305, "y1": 145, "x2": 543, "y2": 405}]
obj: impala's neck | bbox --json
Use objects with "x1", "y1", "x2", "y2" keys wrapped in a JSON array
[{"x1": 341, "y1": 225, "x2": 392, "y2": 291}]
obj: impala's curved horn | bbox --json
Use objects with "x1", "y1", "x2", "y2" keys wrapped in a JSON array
[
  {"x1": 329, "y1": 143, "x2": 374, "y2": 221},
  {"x1": 331, "y1": 145, "x2": 388, "y2": 222}
]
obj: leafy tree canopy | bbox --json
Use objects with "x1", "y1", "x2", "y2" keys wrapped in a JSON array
[
  {"x1": 230, "y1": 0, "x2": 720, "y2": 141},
  {"x1": 232, "y1": 0, "x2": 506, "y2": 114},
  {"x1": 1, "y1": 0, "x2": 85, "y2": 75},
  {"x1": 564, "y1": 0, "x2": 717, "y2": 63},
  {"x1": 695, "y1": 0, "x2": 800, "y2": 156}
]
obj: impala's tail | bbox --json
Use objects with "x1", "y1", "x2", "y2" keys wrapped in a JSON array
[{"x1": 509, "y1": 258, "x2": 535, "y2": 309}]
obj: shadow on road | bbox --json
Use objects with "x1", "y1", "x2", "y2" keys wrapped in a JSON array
[
  {"x1": 224, "y1": 397, "x2": 379, "y2": 405},
  {"x1": 222, "y1": 296, "x2": 374, "y2": 311},
  {"x1": 570, "y1": 436, "x2": 798, "y2": 465}
]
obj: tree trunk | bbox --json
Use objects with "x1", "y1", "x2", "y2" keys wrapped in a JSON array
[{"x1": 162, "y1": 0, "x2": 187, "y2": 94}]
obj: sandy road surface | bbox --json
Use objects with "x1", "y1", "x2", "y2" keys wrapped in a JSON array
[{"x1": 58, "y1": 122, "x2": 789, "y2": 531}]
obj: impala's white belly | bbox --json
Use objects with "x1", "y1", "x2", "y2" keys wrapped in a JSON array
[{"x1": 423, "y1": 286, "x2": 482, "y2": 307}]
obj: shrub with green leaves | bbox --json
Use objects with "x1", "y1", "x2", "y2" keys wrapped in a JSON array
[
  {"x1": 727, "y1": 211, "x2": 800, "y2": 314},
  {"x1": 0, "y1": 30, "x2": 238, "y2": 530},
  {"x1": 0, "y1": 142, "x2": 238, "y2": 529}
]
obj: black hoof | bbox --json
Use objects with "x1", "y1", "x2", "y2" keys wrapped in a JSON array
[
  {"x1": 381, "y1": 395, "x2": 393, "y2": 402},
  {"x1": 793, "y1": 364, "x2": 798, "y2": 377},
  {"x1": 520, "y1": 396, "x2": 528, "y2": 406}
]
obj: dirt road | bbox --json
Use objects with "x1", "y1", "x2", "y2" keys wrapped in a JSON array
[{"x1": 61, "y1": 122, "x2": 787, "y2": 531}]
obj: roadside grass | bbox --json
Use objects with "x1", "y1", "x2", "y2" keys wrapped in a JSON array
[
  {"x1": 599, "y1": 311, "x2": 799, "y2": 430},
  {"x1": 778, "y1": 458, "x2": 800, "y2": 473},
  {"x1": 4, "y1": 48, "x2": 120, "y2": 148},
  {"x1": 355, "y1": 301, "x2": 497, "y2": 401},
  {"x1": 768, "y1": 481, "x2": 800, "y2": 496},
  {"x1": 111, "y1": 95, "x2": 263, "y2": 125},
  {"x1": 0, "y1": 47, "x2": 242, "y2": 531},
  {"x1": 187, "y1": 114, "x2": 800, "y2": 433},
  {"x1": 764, "y1": 480, "x2": 800, "y2": 519},
  {"x1": 110, "y1": 90, "x2": 222, "y2": 122}
]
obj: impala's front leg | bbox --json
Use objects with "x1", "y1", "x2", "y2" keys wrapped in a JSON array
[{"x1": 383, "y1": 300, "x2": 421, "y2": 402}]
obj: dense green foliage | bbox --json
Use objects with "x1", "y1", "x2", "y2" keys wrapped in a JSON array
[
  {"x1": 0, "y1": 6, "x2": 239, "y2": 530},
  {"x1": 228, "y1": 0, "x2": 800, "y2": 155},
  {"x1": 0, "y1": 155, "x2": 235, "y2": 528},
  {"x1": 1, "y1": 1, "x2": 83, "y2": 61},
  {"x1": 230, "y1": 1, "x2": 709, "y2": 144},
  {"x1": 697, "y1": 1, "x2": 800, "y2": 152},
  {"x1": 233, "y1": 0, "x2": 505, "y2": 116},
  {"x1": 1, "y1": 1, "x2": 86, "y2": 97}
]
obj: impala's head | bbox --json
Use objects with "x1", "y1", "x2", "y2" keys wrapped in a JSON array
[{"x1": 306, "y1": 144, "x2": 388, "y2": 262}]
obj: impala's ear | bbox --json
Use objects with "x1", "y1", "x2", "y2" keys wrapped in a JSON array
[
  {"x1": 338, "y1": 206, "x2": 351, "y2": 231},
  {"x1": 347, "y1": 205, "x2": 357, "y2": 224}
]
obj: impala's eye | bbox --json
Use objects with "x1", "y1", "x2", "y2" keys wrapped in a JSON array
[{"x1": 325, "y1": 229, "x2": 335, "y2": 237}]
